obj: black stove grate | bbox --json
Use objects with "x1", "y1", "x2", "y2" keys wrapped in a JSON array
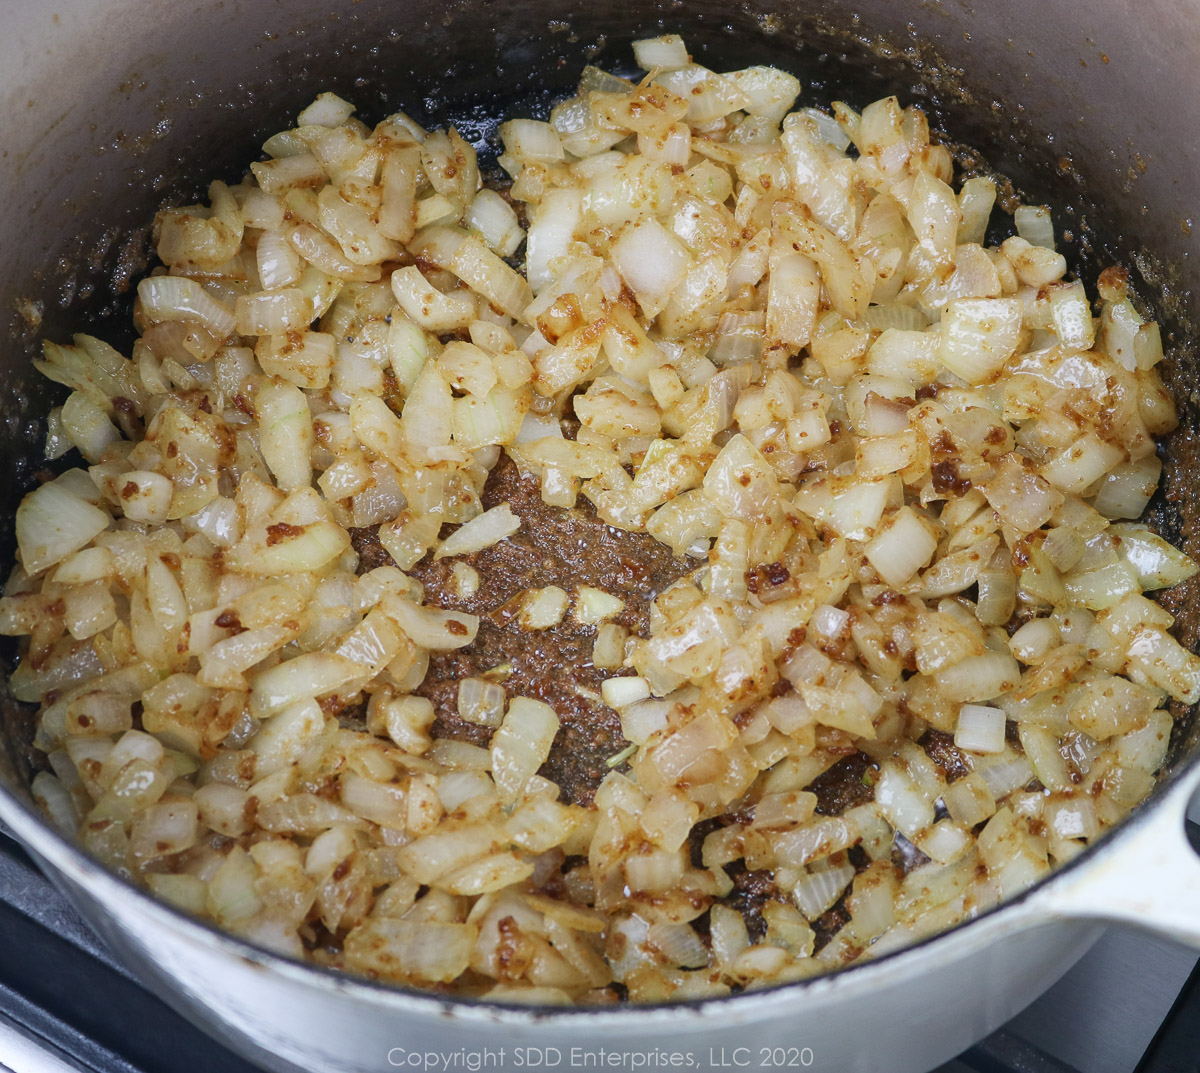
[{"x1": 0, "y1": 829, "x2": 257, "y2": 1073}]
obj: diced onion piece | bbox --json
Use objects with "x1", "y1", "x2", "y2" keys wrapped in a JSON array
[
  {"x1": 402, "y1": 362, "x2": 455, "y2": 454},
  {"x1": 942, "y1": 774, "x2": 997, "y2": 828},
  {"x1": 257, "y1": 330, "x2": 336, "y2": 391},
  {"x1": 867, "y1": 329, "x2": 939, "y2": 385},
  {"x1": 1002, "y1": 236, "x2": 1065, "y2": 288},
  {"x1": 619, "y1": 697, "x2": 671, "y2": 746},
  {"x1": 954, "y1": 704, "x2": 1007, "y2": 754},
  {"x1": 319, "y1": 186, "x2": 397, "y2": 266},
  {"x1": 298, "y1": 91, "x2": 355, "y2": 128},
  {"x1": 766, "y1": 253, "x2": 819, "y2": 354},
  {"x1": 457, "y1": 677, "x2": 507, "y2": 728},
  {"x1": 958, "y1": 177, "x2": 997, "y2": 246},
  {"x1": 377, "y1": 694, "x2": 436, "y2": 754},
  {"x1": 235, "y1": 288, "x2": 313, "y2": 336},
  {"x1": 344, "y1": 918, "x2": 475, "y2": 982},
  {"x1": 253, "y1": 230, "x2": 300, "y2": 290},
  {"x1": 130, "y1": 800, "x2": 199, "y2": 860},
  {"x1": 390, "y1": 266, "x2": 476, "y2": 332},
  {"x1": 975, "y1": 560, "x2": 1017, "y2": 626},
  {"x1": 790, "y1": 859, "x2": 856, "y2": 920},
  {"x1": 1111, "y1": 523, "x2": 1199, "y2": 589},
  {"x1": 656, "y1": 65, "x2": 748, "y2": 123},
  {"x1": 388, "y1": 316, "x2": 429, "y2": 393},
  {"x1": 49, "y1": 546, "x2": 114, "y2": 586},
  {"x1": 575, "y1": 585, "x2": 625, "y2": 624},
  {"x1": 491, "y1": 697, "x2": 560, "y2": 804},
  {"x1": 873, "y1": 761, "x2": 933, "y2": 838},
  {"x1": 1093, "y1": 457, "x2": 1161, "y2": 520},
  {"x1": 1048, "y1": 281, "x2": 1095, "y2": 350},
  {"x1": 250, "y1": 699, "x2": 328, "y2": 777},
  {"x1": 519, "y1": 586, "x2": 569, "y2": 630},
  {"x1": 601, "y1": 676, "x2": 651, "y2": 710},
  {"x1": 632, "y1": 34, "x2": 690, "y2": 71},
  {"x1": 114, "y1": 471, "x2": 173, "y2": 525},
  {"x1": 435, "y1": 504, "x2": 520, "y2": 559},
  {"x1": 1019, "y1": 724, "x2": 1071, "y2": 792},
  {"x1": 1009, "y1": 618, "x2": 1061, "y2": 664},
  {"x1": 256, "y1": 380, "x2": 314, "y2": 491},
  {"x1": 228, "y1": 518, "x2": 350, "y2": 576},
  {"x1": 935, "y1": 651, "x2": 1021, "y2": 703},
  {"x1": 1014, "y1": 204, "x2": 1056, "y2": 250},
  {"x1": 525, "y1": 189, "x2": 582, "y2": 292},
  {"x1": 704, "y1": 434, "x2": 779, "y2": 521},
  {"x1": 937, "y1": 298, "x2": 1023, "y2": 384},
  {"x1": 1126, "y1": 625, "x2": 1200, "y2": 704},
  {"x1": 1040, "y1": 432, "x2": 1124, "y2": 495},
  {"x1": 914, "y1": 820, "x2": 971, "y2": 866},
  {"x1": 982, "y1": 457, "x2": 1063, "y2": 534},
  {"x1": 811, "y1": 604, "x2": 850, "y2": 640},
  {"x1": 250, "y1": 652, "x2": 366, "y2": 718},
  {"x1": 725, "y1": 67, "x2": 802, "y2": 124},
  {"x1": 611, "y1": 218, "x2": 691, "y2": 319},
  {"x1": 137, "y1": 277, "x2": 236, "y2": 339},
  {"x1": 60, "y1": 391, "x2": 121, "y2": 463},
  {"x1": 464, "y1": 189, "x2": 524, "y2": 259},
  {"x1": 1068, "y1": 675, "x2": 1159, "y2": 740},
  {"x1": 383, "y1": 594, "x2": 478, "y2": 650},
  {"x1": 449, "y1": 234, "x2": 532, "y2": 319},
  {"x1": 500, "y1": 119, "x2": 565, "y2": 163},
  {"x1": 866, "y1": 507, "x2": 938, "y2": 588},
  {"x1": 251, "y1": 153, "x2": 326, "y2": 193},
  {"x1": 593, "y1": 623, "x2": 630, "y2": 670}
]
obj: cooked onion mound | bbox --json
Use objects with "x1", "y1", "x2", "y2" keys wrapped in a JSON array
[{"x1": 5, "y1": 35, "x2": 1199, "y2": 1001}]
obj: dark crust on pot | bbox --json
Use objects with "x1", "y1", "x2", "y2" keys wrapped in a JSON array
[
  {"x1": 352, "y1": 451, "x2": 692, "y2": 806},
  {"x1": 810, "y1": 752, "x2": 877, "y2": 816},
  {"x1": 921, "y1": 729, "x2": 973, "y2": 783}
]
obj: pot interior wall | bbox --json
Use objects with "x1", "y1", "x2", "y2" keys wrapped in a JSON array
[{"x1": 2, "y1": 0, "x2": 1198, "y2": 787}]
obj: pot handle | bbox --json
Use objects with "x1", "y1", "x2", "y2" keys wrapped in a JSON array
[{"x1": 1033, "y1": 763, "x2": 1200, "y2": 948}]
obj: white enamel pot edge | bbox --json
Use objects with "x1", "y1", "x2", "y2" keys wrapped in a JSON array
[{"x1": 2, "y1": 760, "x2": 1199, "y2": 1073}]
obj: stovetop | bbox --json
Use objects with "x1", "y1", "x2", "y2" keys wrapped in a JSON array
[{"x1": 0, "y1": 824, "x2": 1197, "y2": 1073}]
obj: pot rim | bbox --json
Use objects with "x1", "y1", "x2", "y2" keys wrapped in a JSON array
[{"x1": 1, "y1": 753, "x2": 1193, "y2": 1024}]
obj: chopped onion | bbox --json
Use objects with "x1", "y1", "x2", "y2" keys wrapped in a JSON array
[
  {"x1": 575, "y1": 585, "x2": 626, "y2": 625},
  {"x1": 1093, "y1": 457, "x2": 1161, "y2": 520},
  {"x1": 937, "y1": 298, "x2": 1023, "y2": 383},
  {"x1": 611, "y1": 218, "x2": 691, "y2": 319},
  {"x1": 632, "y1": 34, "x2": 690, "y2": 72},
  {"x1": 6, "y1": 38, "x2": 1194, "y2": 1001},
  {"x1": 298, "y1": 91, "x2": 356, "y2": 128},
  {"x1": 435, "y1": 504, "x2": 520, "y2": 559},
  {"x1": 464, "y1": 189, "x2": 525, "y2": 259},
  {"x1": 525, "y1": 189, "x2": 582, "y2": 291},
  {"x1": 866, "y1": 507, "x2": 938, "y2": 588},
  {"x1": 256, "y1": 379, "x2": 314, "y2": 491},
  {"x1": 137, "y1": 277, "x2": 236, "y2": 339},
  {"x1": 1040, "y1": 432, "x2": 1124, "y2": 495},
  {"x1": 1014, "y1": 204, "x2": 1056, "y2": 250},
  {"x1": 457, "y1": 677, "x2": 507, "y2": 728},
  {"x1": 16, "y1": 479, "x2": 110, "y2": 577},
  {"x1": 518, "y1": 586, "x2": 569, "y2": 629},
  {"x1": 935, "y1": 651, "x2": 1020, "y2": 704},
  {"x1": 954, "y1": 704, "x2": 1007, "y2": 754},
  {"x1": 1111, "y1": 523, "x2": 1199, "y2": 589},
  {"x1": 601, "y1": 675, "x2": 651, "y2": 710},
  {"x1": 383, "y1": 594, "x2": 478, "y2": 650},
  {"x1": 491, "y1": 697, "x2": 560, "y2": 804}
]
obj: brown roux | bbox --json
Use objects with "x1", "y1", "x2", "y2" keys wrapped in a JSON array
[{"x1": 352, "y1": 452, "x2": 692, "y2": 806}]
